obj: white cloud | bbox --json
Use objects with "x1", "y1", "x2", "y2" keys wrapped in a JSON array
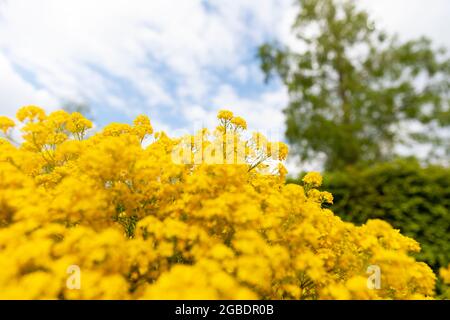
[
  {"x1": 358, "y1": 0, "x2": 450, "y2": 49},
  {"x1": 0, "y1": 0, "x2": 293, "y2": 126},
  {"x1": 0, "y1": 52, "x2": 58, "y2": 117},
  {"x1": 212, "y1": 84, "x2": 287, "y2": 137}
]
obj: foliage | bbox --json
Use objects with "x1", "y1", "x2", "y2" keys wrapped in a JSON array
[
  {"x1": 258, "y1": 0, "x2": 450, "y2": 170},
  {"x1": 315, "y1": 158, "x2": 450, "y2": 272},
  {"x1": 0, "y1": 106, "x2": 437, "y2": 299}
]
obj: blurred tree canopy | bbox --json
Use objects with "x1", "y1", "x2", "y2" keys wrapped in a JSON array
[{"x1": 258, "y1": 0, "x2": 450, "y2": 170}]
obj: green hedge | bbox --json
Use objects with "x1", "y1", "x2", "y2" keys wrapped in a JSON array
[{"x1": 292, "y1": 158, "x2": 450, "y2": 272}]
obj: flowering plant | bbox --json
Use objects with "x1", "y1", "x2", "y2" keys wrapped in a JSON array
[{"x1": 0, "y1": 106, "x2": 437, "y2": 299}]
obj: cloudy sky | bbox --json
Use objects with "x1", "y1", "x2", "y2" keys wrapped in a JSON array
[{"x1": 0, "y1": 0, "x2": 449, "y2": 171}]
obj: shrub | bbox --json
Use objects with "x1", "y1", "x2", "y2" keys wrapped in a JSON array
[
  {"x1": 0, "y1": 107, "x2": 437, "y2": 299},
  {"x1": 320, "y1": 159, "x2": 450, "y2": 272}
]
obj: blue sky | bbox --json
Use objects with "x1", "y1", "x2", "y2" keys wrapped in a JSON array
[
  {"x1": 1, "y1": 0, "x2": 449, "y2": 172},
  {"x1": 0, "y1": 0, "x2": 292, "y2": 131}
]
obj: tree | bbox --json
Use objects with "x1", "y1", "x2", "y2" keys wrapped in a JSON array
[{"x1": 258, "y1": 0, "x2": 450, "y2": 170}]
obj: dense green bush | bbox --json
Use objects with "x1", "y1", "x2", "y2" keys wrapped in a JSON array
[{"x1": 293, "y1": 158, "x2": 450, "y2": 272}]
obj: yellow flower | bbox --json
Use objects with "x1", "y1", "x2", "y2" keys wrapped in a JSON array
[
  {"x1": 101, "y1": 123, "x2": 132, "y2": 136},
  {"x1": 217, "y1": 110, "x2": 233, "y2": 121},
  {"x1": 133, "y1": 114, "x2": 153, "y2": 140},
  {"x1": 0, "y1": 116, "x2": 15, "y2": 134},
  {"x1": 277, "y1": 142, "x2": 289, "y2": 161},
  {"x1": 440, "y1": 264, "x2": 450, "y2": 284},
  {"x1": 321, "y1": 191, "x2": 333, "y2": 204},
  {"x1": 0, "y1": 106, "x2": 437, "y2": 300},
  {"x1": 16, "y1": 105, "x2": 46, "y2": 123},
  {"x1": 266, "y1": 142, "x2": 288, "y2": 161},
  {"x1": 66, "y1": 112, "x2": 92, "y2": 138},
  {"x1": 231, "y1": 116, "x2": 247, "y2": 130},
  {"x1": 47, "y1": 110, "x2": 70, "y2": 129},
  {"x1": 302, "y1": 171, "x2": 323, "y2": 187}
]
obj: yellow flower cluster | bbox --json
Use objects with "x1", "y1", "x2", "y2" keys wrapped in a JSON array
[
  {"x1": 440, "y1": 265, "x2": 450, "y2": 285},
  {"x1": 302, "y1": 172, "x2": 323, "y2": 188},
  {"x1": 0, "y1": 106, "x2": 437, "y2": 299},
  {"x1": 0, "y1": 116, "x2": 15, "y2": 135},
  {"x1": 439, "y1": 264, "x2": 450, "y2": 299}
]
